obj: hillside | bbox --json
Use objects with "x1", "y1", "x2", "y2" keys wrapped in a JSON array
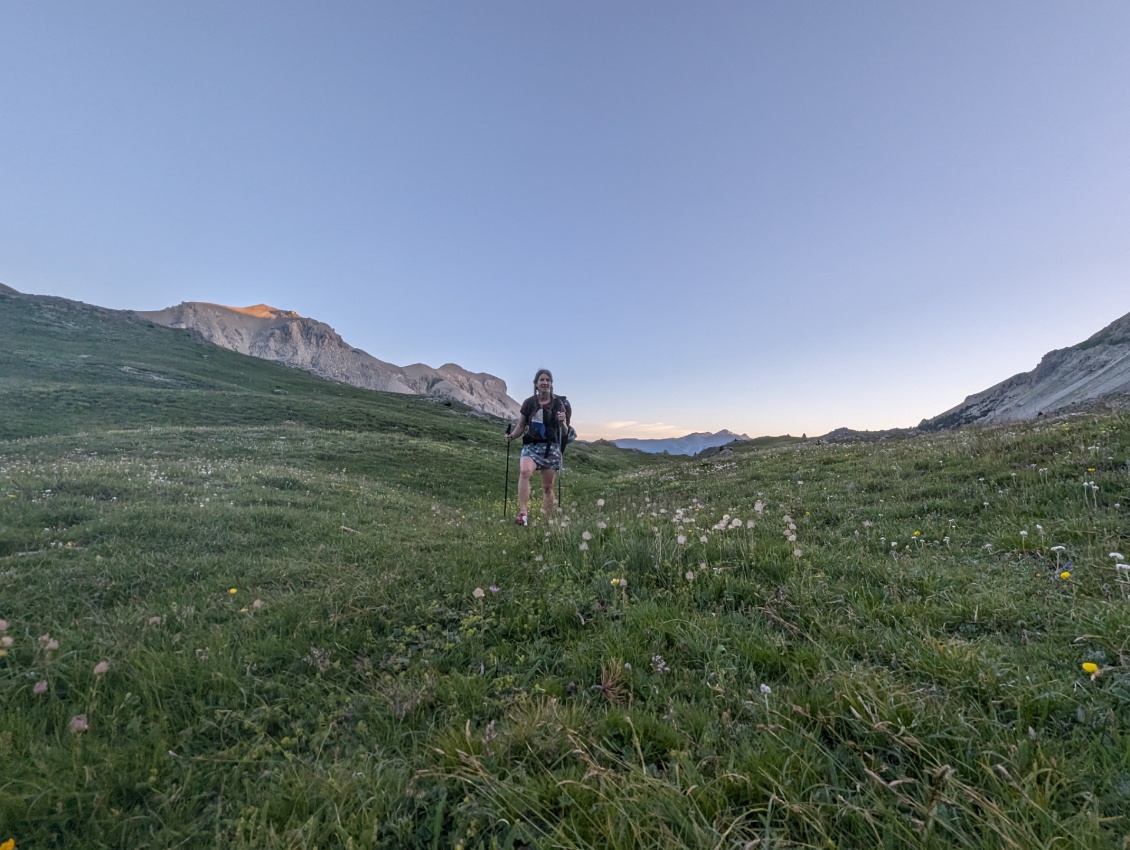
[
  {"x1": 136, "y1": 300, "x2": 520, "y2": 419},
  {"x1": 921, "y1": 309, "x2": 1130, "y2": 429},
  {"x1": 2, "y1": 282, "x2": 1129, "y2": 847},
  {"x1": 0, "y1": 286, "x2": 502, "y2": 439}
]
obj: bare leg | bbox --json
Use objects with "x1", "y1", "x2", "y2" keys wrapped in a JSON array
[
  {"x1": 517, "y1": 456, "x2": 536, "y2": 516},
  {"x1": 541, "y1": 468, "x2": 556, "y2": 517}
]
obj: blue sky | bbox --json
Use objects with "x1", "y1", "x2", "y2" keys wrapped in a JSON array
[{"x1": 2, "y1": 2, "x2": 1128, "y2": 439}]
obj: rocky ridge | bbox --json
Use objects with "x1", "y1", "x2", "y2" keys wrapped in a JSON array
[
  {"x1": 136, "y1": 302, "x2": 519, "y2": 418},
  {"x1": 918, "y1": 309, "x2": 1130, "y2": 430}
]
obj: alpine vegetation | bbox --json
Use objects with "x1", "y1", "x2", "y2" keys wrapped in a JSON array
[{"x1": 1, "y1": 291, "x2": 1129, "y2": 847}]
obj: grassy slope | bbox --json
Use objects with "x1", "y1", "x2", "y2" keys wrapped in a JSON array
[{"x1": 1, "y1": 287, "x2": 1129, "y2": 849}]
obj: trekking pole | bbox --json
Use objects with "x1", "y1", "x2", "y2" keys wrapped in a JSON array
[
  {"x1": 503, "y1": 423, "x2": 512, "y2": 518},
  {"x1": 556, "y1": 427, "x2": 564, "y2": 508}
]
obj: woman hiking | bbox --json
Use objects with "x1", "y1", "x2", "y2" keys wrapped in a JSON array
[{"x1": 506, "y1": 368, "x2": 570, "y2": 526}]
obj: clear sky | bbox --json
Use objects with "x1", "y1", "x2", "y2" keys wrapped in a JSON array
[{"x1": 2, "y1": 2, "x2": 1128, "y2": 440}]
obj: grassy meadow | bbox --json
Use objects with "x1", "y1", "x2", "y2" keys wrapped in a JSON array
[{"x1": 2, "y1": 287, "x2": 1129, "y2": 848}]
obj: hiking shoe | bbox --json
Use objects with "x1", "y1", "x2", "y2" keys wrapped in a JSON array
[{"x1": 514, "y1": 511, "x2": 528, "y2": 527}]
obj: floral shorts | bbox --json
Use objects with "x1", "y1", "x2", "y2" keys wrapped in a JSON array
[{"x1": 521, "y1": 441, "x2": 562, "y2": 471}]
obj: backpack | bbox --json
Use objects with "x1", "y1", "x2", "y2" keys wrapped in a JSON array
[
  {"x1": 558, "y1": 396, "x2": 576, "y2": 451},
  {"x1": 525, "y1": 394, "x2": 575, "y2": 449}
]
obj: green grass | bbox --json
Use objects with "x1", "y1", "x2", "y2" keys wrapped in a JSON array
[{"x1": 2, "y1": 287, "x2": 1129, "y2": 848}]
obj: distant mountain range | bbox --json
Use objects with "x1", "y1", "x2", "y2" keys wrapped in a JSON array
[
  {"x1": 136, "y1": 301, "x2": 520, "y2": 419},
  {"x1": 611, "y1": 430, "x2": 752, "y2": 456}
]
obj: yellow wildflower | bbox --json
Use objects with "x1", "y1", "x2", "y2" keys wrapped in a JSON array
[
  {"x1": 1082, "y1": 662, "x2": 1099, "y2": 675},
  {"x1": 228, "y1": 588, "x2": 237, "y2": 596},
  {"x1": 1059, "y1": 571, "x2": 1071, "y2": 580},
  {"x1": 1, "y1": 838, "x2": 15, "y2": 850}
]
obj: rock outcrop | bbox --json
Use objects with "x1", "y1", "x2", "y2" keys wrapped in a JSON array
[
  {"x1": 136, "y1": 302, "x2": 520, "y2": 418},
  {"x1": 920, "y1": 310, "x2": 1130, "y2": 430}
]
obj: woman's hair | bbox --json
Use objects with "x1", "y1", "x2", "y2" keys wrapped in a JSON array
[{"x1": 533, "y1": 368, "x2": 553, "y2": 393}]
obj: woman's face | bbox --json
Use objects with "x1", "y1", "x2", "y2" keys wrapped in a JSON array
[{"x1": 536, "y1": 372, "x2": 553, "y2": 394}]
